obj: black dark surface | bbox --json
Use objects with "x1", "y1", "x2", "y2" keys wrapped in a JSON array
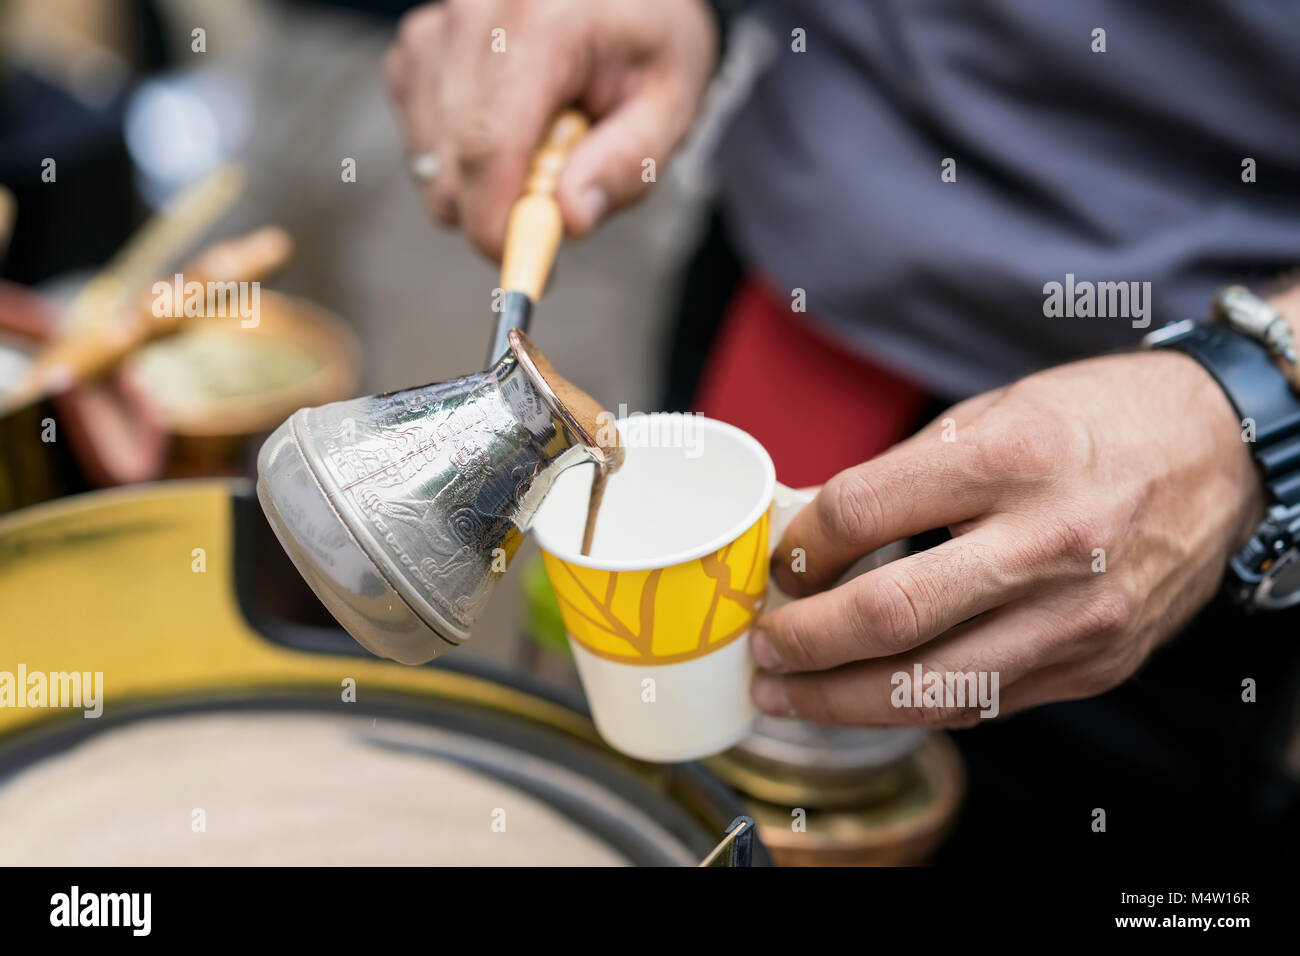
[
  {"x1": 0, "y1": 70, "x2": 141, "y2": 285},
  {"x1": 934, "y1": 590, "x2": 1300, "y2": 867}
]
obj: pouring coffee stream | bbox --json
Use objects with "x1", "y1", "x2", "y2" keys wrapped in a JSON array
[
  {"x1": 478, "y1": 108, "x2": 622, "y2": 557},
  {"x1": 257, "y1": 109, "x2": 623, "y2": 664},
  {"x1": 581, "y1": 472, "x2": 609, "y2": 557}
]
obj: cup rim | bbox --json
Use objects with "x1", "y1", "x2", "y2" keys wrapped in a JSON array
[{"x1": 532, "y1": 414, "x2": 776, "y2": 573}]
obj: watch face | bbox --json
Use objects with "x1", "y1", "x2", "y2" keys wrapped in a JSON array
[{"x1": 1257, "y1": 548, "x2": 1300, "y2": 609}]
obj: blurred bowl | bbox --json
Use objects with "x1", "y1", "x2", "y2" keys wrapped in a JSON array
[{"x1": 122, "y1": 290, "x2": 360, "y2": 475}]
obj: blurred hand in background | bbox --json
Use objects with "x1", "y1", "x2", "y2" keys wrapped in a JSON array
[{"x1": 384, "y1": 0, "x2": 717, "y2": 260}]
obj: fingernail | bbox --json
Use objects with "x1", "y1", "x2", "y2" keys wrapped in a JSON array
[
  {"x1": 752, "y1": 674, "x2": 791, "y2": 715},
  {"x1": 575, "y1": 185, "x2": 607, "y2": 231},
  {"x1": 750, "y1": 629, "x2": 780, "y2": 670}
]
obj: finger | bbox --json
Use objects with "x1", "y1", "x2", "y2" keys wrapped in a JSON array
[
  {"x1": 390, "y1": 6, "x2": 461, "y2": 224},
  {"x1": 453, "y1": 54, "x2": 582, "y2": 260},
  {"x1": 751, "y1": 602, "x2": 1047, "y2": 727},
  {"x1": 753, "y1": 524, "x2": 1031, "y2": 673},
  {"x1": 990, "y1": 646, "x2": 1137, "y2": 717},
  {"x1": 384, "y1": 43, "x2": 411, "y2": 106},
  {"x1": 894, "y1": 387, "x2": 1007, "y2": 448},
  {"x1": 771, "y1": 436, "x2": 996, "y2": 597},
  {"x1": 389, "y1": 5, "x2": 447, "y2": 153},
  {"x1": 556, "y1": 82, "x2": 692, "y2": 235}
]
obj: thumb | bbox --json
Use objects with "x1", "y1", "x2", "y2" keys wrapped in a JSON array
[{"x1": 556, "y1": 86, "x2": 686, "y2": 236}]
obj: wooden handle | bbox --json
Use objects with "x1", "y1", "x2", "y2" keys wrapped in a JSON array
[
  {"x1": 9, "y1": 227, "x2": 294, "y2": 408},
  {"x1": 499, "y1": 109, "x2": 590, "y2": 301},
  {"x1": 183, "y1": 226, "x2": 294, "y2": 289},
  {"x1": 124, "y1": 226, "x2": 293, "y2": 339}
]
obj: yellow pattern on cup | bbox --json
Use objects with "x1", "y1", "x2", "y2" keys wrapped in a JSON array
[{"x1": 540, "y1": 510, "x2": 770, "y2": 665}]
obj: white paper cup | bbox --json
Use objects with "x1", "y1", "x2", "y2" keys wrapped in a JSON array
[{"x1": 532, "y1": 414, "x2": 800, "y2": 762}]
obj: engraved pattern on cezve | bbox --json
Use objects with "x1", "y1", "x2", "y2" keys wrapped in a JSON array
[{"x1": 307, "y1": 366, "x2": 575, "y2": 630}]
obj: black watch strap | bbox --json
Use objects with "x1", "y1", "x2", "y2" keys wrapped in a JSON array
[{"x1": 1155, "y1": 321, "x2": 1300, "y2": 506}]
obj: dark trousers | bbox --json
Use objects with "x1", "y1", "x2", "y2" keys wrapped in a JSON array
[{"x1": 936, "y1": 593, "x2": 1300, "y2": 867}]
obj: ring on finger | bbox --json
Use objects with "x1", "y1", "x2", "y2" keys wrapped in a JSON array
[{"x1": 410, "y1": 151, "x2": 441, "y2": 183}]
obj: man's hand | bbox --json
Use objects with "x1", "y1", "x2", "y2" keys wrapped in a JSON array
[
  {"x1": 385, "y1": 0, "x2": 716, "y2": 259},
  {"x1": 750, "y1": 351, "x2": 1267, "y2": 727}
]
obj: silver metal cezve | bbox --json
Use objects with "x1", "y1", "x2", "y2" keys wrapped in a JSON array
[{"x1": 256, "y1": 334, "x2": 605, "y2": 665}]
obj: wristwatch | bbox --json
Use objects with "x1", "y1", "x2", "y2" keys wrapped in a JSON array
[{"x1": 1144, "y1": 287, "x2": 1300, "y2": 610}]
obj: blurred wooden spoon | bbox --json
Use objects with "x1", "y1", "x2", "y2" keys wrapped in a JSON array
[{"x1": 1, "y1": 226, "x2": 293, "y2": 414}]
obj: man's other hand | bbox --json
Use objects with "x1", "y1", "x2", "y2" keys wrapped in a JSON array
[
  {"x1": 385, "y1": 0, "x2": 716, "y2": 259},
  {"x1": 751, "y1": 351, "x2": 1267, "y2": 727}
]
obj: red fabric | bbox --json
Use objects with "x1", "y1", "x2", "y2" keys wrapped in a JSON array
[{"x1": 693, "y1": 278, "x2": 930, "y2": 488}]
